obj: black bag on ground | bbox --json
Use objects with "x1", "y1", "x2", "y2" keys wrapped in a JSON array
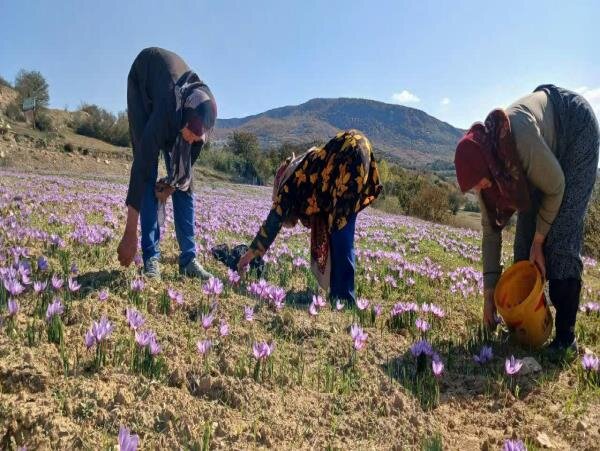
[{"x1": 211, "y1": 244, "x2": 265, "y2": 276}]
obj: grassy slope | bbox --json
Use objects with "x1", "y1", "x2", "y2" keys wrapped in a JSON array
[{"x1": 0, "y1": 165, "x2": 599, "y2": 450}]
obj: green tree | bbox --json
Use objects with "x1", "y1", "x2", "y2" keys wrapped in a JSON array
[{"x1": 14, "y1": 69, "x2": 50, "y2": 107}]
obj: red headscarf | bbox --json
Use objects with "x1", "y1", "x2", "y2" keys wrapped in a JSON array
[{"x1": 454, "y1": 109, "x2": 531, "y2": 230}]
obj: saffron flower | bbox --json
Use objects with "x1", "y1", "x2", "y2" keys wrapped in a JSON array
[
  {"x1": 432, "y1": 354, "x2": 444, "y2": 377},
  {"x1": 244, "y1": 306, "x2": 254, "y2": 322},
  {"x1": 356, "y1": 298, "x2": 370, "y2": 310},
  {"x1": 252, "y1": 341, "x2": 275, "y2": 360},
  {"x1": 312, "y1": 295, "x2": 326, "y2": 308},
  {"x1": 308, "y1": 302, "x2": 318, "y2": 316},
  {"x1": 581, "y1": 352, "x2": 599, "y2": 372},
  {"x1": 473, "y1": 346, "x2": 493, "y2": 365},
  {"x1": 410, "y1": 339, "x2": 433, "y2": 357},
  {"x1": 7, "y1": 298, "x2": 19, "y2": 316},
  {"x1": 70, "y1": 262, "x2": 78, "y2": 275},
  {"x1": 46, "y1": 299, "x2": 64, "y2": 321},
  {"x1": 130, "y1": 278, "x2": 145, "y2": 292},
  {"x1": 68, "y1": 276, "x2": 81, "y2": 292},
  {"x1": 219, "y1": 320, "x2": 230, "y2": 337},
  {"x1": 37, "y1": 255, "x2": 49, "y2": 272},
  {"x1": 373, "y1": 304, "x2": 383, "y2": 318},
  {"x1": 197, "y1": 339, "x2": 212, "y2": 356},
  {"x1": 350, "y1": 324, "x2": 368, "y2": 350},
  {"x1": 167, "y1": 288, "x2": 183, "y2": 305},
  {"x1": 502, "y1": 439, "x2": 526, "y2": 451},
  {"x1": 126, "y1": 308, "x2": 145, "y2": 330},
  {"x1": 335, "y1": 300, "x2": 345, "y2": 311},
  {"x1": 118, "y1": 425, "x2": 139, "y2": 451},
  {"x1": 201, "y1": 312, "x2": 215, "y2": 330},
  {"x1": 85, "y1": 316, "x2": 114, "y2": 349},
  {"x1": 227, "y1": 268, "x2": 241, "y2": 285},
  {"x1": 51, "y1": 274, "x2": 63, "y2": 290},
  {"x1": 33, "y1": 280, "x2": 47, "y2": 293},
  {"x1": 415, "y1": 318, "x2": 430, "y2": 332},
  {"x1": 203, "y1": 277, "x2": 223, "y2": 297},
  {"x1": 505, "y1": 355, "x2": 523, "y2": 376},
  {"x1": 5, "y1": 279, "x2": 24, "y2": 296},
  {"x1": 98, "y1": 288, "x2": 109, "y2": 302}
]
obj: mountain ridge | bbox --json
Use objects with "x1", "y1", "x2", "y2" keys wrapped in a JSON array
[{"x1": 214, "y1": 97, "x2": 464, "y2": 166}]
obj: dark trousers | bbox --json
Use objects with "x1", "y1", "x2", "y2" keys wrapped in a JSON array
[
  {"x1": 549, "y1": 278, "x2": 581, "y2": 345},
  {"x1": 330, "y1": 214, "x2": 357, "y2": 306}
]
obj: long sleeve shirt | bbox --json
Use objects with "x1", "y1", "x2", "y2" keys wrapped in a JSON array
[{"x1": 481, "y1": 91, "x2": 565, "y2": 289}]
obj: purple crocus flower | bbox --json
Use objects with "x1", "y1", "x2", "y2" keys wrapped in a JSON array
[
  {"x1": 432, "y1": 354, "x2": 444, "y2": 377},
  {"x1": 203, "y1": 277, "x2": 223, "y2": 297},
  {"x1": 7, "y1": 298, "x2": 19, "y2": 316},
  {"x1": 46, "y1": 299, "x2": 64, "y2": 321},
  {"x1": 130, "y1": 278, "x2": 144, "y2": 292},
  {"x1": 373, "y1": 304, "x2": 383, "y2": 318},
  {"x1": 502, "y1": 439, "x2": 526, "y2": 451},
  {"x1": 126, "y1": 308, "x2": 145, "y2": 330},
  {"x1": 410, "y1": 339, "x2": 433, "y2": 357},
  {"x1": 118, "y1": 425, "x2": 139, "y2": 451},
  {"x1": 312, "y1": 295, "x2": 326, "y2": 308},
  {"x1": 68, "y1": 276, "x2": 81, "y2": 293},
  {"x1": 356, "y1": 298, "x2": 370, "y2": 311},
  {"x1": 350, "y1": 324, "x2": 368, "y2": 351},
  {"x1": 85, "y1": 316, "x2": 114, "y2": 348},
  {"x1": 473, "y1": 346, "x2": 493, "y2": 365},
  {"x1": 244, "y1": 306, "x2": 254, "y2": 322},
  {"x1": 335, "y1": 300, "x2": 345, "y2": 311},
  {"x1": 98, "y1": 288, "x2": 109, "y2": 302},
  {"x1": 201, "y1": 312, "x2": 215, "y2": 330},
  {"x1": 308, "y1": 302, "x2": 318, "y2": 316},
  {"x1": 197, "y1": 339, "x2": 212, "y2": 355},
  {"x1": 37, "y1": 255, "x2": 49, "y2": 272},
  {"x1": 167, "y1": 288, "x2": 183, "y2": 305},
  {"x1": 148, "y1": 336, "x2": 162, "y2": 356},
  {"x1": 415, "y1": 318, "x2": 430, "y2": 332},
  {"x1": 505, "y1": 355, "x2": 523, "y2": 376},
  {"x1": 227, "y1": 268, "x2": 241, "y2": 285},
  {"x1": 33, "y1": 280, "x2": 47, "y2": 293},
  {"x1": 252, "y1": 341, "x2": 275, "y2": 360},
  {"x1": 135, "y1": 330, "x2": 154, "y2": 348},
  {"x1": 51, "y1": 274, "x2": 63, "y2": 291},
  {"x1": 219, "y1": 320, "x2": 230, "y2": 337},
  {"x1": 5, "y1": 279, "x2": 24, "y2": 296},
  {"x1": 70, "y1": 262, "x2": 78, "y2": 275},
  {"x1": 581, "y1": 353, "x2": 599, "y2": 371},
  {"x1": 84, "y1": 330, "x2": 96, "y2": 349}
]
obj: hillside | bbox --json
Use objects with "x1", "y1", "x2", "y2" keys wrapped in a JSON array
[{"x1": 215, "y1": 98, "x2": 464, "y2": 166}]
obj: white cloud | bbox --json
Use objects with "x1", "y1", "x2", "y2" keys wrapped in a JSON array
[
  {"x1": 440, "y1": 97, "x2": 451, "y2": 106},
  {"x1": 575, "y1": 86, "x2": 600, "y2": 117},
  {"x1": 391, "y1": 90, "x2": 420, "y2": 105}
]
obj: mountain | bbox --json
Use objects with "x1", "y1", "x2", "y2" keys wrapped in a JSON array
[{"x1": 214, "y1": 98, "x2": 464, "y2": 166}]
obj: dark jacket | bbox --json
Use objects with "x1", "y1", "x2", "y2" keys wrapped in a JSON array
[{"x1": 126, "y1": 47, "x2": 210, "y2": 211}]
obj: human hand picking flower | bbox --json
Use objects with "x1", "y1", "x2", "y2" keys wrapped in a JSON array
[
  {"x1": 155, "y1": 181, "x2": 175, "y2": 203},
  {"x1": 529, "y1": 232, "x2": 546, "y2": 279},
  {"x1": 237, "y1": 249, "x2": 255, "y2": 274},
  {"x1": 483, "y1": 288, "x2": 497, "y2": 330}
]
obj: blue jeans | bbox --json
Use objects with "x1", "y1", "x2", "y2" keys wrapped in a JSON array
[
  {"x1": 330, "y1": 213, "x2": 357, "y2": 306},
  {"x1": 140, "y1": 151, "x2": 196, "y2": 267}
]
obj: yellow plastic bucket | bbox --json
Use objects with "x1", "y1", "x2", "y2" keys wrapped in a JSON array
[{"x1": 494, "y1": 261, "x2": 553, "y2": 348}]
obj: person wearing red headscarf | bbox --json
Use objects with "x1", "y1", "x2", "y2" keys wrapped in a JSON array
[{"x1": 455, "y1": 85, "x2": 599, "y2": 351}]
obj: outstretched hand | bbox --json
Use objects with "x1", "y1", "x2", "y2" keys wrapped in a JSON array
[{"x1": 237, "y1": 249, "x2": 255, "y2": 274}]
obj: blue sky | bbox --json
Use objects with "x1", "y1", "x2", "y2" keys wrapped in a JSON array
[{"x1": 1, "y1": 0, "x2": 598, "y2": 129}]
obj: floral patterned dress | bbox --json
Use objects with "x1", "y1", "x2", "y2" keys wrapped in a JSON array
[{"x1": 249, "y1": 130, "x2": 383, "y2": 258}]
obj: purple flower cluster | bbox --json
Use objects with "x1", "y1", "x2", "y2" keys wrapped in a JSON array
[
  {"x1": 202, "y1": 277, "x2": 224, "y2": 297},
  {"x1": 253, "y1": 341, "x2": 275, "y2": 360},
  {"x1": 350, "y1": 324, "x2": 368, "y2": 350},
  {"x1": 46, "y1": 299, "x2": 64, "y2": 321},
  {"x1": 581, "y1": 352, "x2": 599, "y2": 372},
  {"x1": 85, "y1": 316, "x2": 114, "y2": 349},
  {"x1": 135, "y1": 330, "x2": 162, "y2": 356}
]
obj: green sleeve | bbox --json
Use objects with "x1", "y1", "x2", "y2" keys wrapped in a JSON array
[
  {"x1": 511, "y1": 113, "x2": 565, "y2": 237},
  {"x1": 479, "y1": 195, "x2": 503, "y2": 290}
]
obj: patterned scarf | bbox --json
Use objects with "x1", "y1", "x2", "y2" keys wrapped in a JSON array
[{"x1": 455, "y1": 109, "x2": 531, "y2": 230}]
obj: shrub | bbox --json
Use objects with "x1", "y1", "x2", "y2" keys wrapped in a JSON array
[
  {"x1": 73, "y1": 104, "x2": 130, "y2": 147},
  {"x1": 34, "y1": 109, "x2": 54, "y2": 131},
  {"x1": 407, "y1": 184, "x2": 450, "y2": 223},
  {"x1": 0, "y1": 75, "x2": 12, "y2": 88},
  {"x1": 448, "y1": 191, "x2": 463, "y2": 215},
  {"x1": 463, "y1": 200, "x2": 480, "y2": 213},
  {"x1": 5, "y1": 101, "x2": 25, "y2": 122}
]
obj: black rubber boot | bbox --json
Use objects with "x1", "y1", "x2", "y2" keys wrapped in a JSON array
[{"x1": 548, "y1": 278, "x2": 581, "y2": 351}]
